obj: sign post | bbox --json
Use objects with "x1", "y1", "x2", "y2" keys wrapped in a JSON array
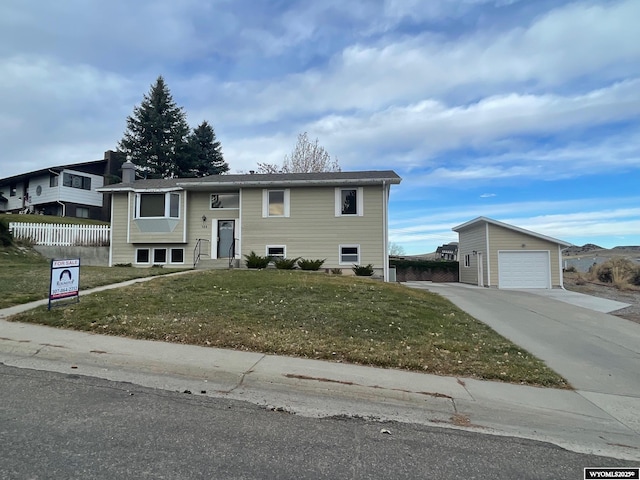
[{"x1": 49, "y1": 258, "x2": 80, "y2": 310}]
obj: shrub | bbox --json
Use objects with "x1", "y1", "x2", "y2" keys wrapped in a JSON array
[
  {"x1": 0, "y1": 219, "x2": 12, "y2": 247},
  {"x1": 114, "y1": 263, "x2": 133, "y2": 267},
  {"x1": 297, "y1": 258, "x2": 325, "y2": 271},
  {"x1": 630, "y1": 268, "x2": 640, "y2": 287},
  {"x1": 244, "y1": 251, "x2": 271, "y2": 269},
  {"x1": 273, "y1": 257, "x2": 299, "y2": 270},
  {"x1": 330, "y1": 268, "x2": 342, "y2": 275},
  {"x1": 590, "y1": 257, "x2": 636, "y2": 285},
  {"x1": 353, "y1": 264, "x2": 374, "y2": 276},
  {"x1": 564, "y1": 265, "x2": 576, "y2": 273}
]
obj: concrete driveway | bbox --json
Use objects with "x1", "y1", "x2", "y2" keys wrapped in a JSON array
[{"x1": 403, "y1": 282, "x2": 640, "y2": 401}]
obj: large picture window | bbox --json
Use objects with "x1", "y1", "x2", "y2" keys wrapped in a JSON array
[
  {"x1": 262, "y1": 189, "x2": 290, "y2": 217},
  {"x1": 335, "y1": 187, "x2": 363, "y2": 216},
  {"x1": 63, "y1": 173, "x2": 91, "y2": 190},
  {"x1": 135, "y1": 192, "x2": 180, "y2": 218}
]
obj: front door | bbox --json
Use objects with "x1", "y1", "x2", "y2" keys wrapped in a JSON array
[
  {"x1": 477, "y1": 252, "x2": 484, "y2": 287},
  {"x1": 217, "y1": 220, "x2": 235, "y2": 258}
]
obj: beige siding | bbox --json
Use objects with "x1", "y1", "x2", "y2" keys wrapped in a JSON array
[
  {"x1": 457, "y1": 224, "x2": 487, "y2": 285},
  {"x1": 487, "y1": 224, "x2": 562, "y2": 287},
  {"x1": 241, "y1": 185, "x2": 385, "y2": 269},
  {"x1": 109, "y1": 184, "x2": 388, "y2": 270},
  {"x1": 185, "y1": 191, "x2": 239, "y2": 259},
  {"x1": 109, "y1": 193, "x2": 135, "y2": 265}
]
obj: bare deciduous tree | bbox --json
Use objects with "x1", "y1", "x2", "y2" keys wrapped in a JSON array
[
  {"x1": 389, "y1": 242, "x2": 406, "y2": 256},
  {"x1": 257, "y1": 132, "x2": 340, "y2": 173}
]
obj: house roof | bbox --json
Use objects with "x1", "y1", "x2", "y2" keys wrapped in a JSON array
[
  {"x1": 0, "y1": 159, "x2": 108, "y2": 187},
  {"x1": 97, "y1": 170, "x2": 402, "y2": 192},
  {"x1": 452, "y1": 216, "x2": 572, "y2": 247}
]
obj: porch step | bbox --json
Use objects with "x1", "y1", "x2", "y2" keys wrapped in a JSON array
[{"x1": 194, "y1": 258, "x2": 240, "y2": 270}]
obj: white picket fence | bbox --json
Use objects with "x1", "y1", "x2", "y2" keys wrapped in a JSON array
[{"x1": 9, "y1": 222, "x2": 110, "y2": 246}]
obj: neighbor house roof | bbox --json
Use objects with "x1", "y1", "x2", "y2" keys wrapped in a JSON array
[
  {"x1": 0, "y1": 159, "x2": 109, "y2": 187},
  {"x1": 97, "y1": 170, "x2": 402, "y2": 192},
  {"x1": 452, "y1": 216, "x2": 572, "y2": 247}
]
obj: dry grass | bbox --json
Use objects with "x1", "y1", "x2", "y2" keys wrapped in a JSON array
[
  {"x1": 7, "y1": 269, "x2": 569, "y2": 387},
  {"x1": 0, "y1": 246, "x2": 186, "y2": 309}
]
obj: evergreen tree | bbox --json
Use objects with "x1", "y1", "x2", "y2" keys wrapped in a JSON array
[
  {"x1": 118, "y1": 76, "x2": 191, "y2": 178},
  {"x1": 186, "y1": 121, "x2": 229, "y2": 177}
]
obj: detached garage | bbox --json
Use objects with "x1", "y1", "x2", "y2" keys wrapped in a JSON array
[{"x1": 452, "y1": 217, "x2": 572, "y2": 289}]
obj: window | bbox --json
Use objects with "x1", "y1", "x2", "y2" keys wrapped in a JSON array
[
  {"x1": 136, "y1": 249, "x2": 150, "y2": 264},
  {"x1": 266, "y1": 246, "x2": 286, "y2": 258},
  {"x1": 262, "y1": 189, "x2": 290, "y2": 217},
  {"x1": 210, "y1": 193, "x2": 239, "y2": 209},
  {"x1": 9, "y1": 184, "x2": 16, "y2": 197},
  {"x1": 153, "y1": 248, "x2": 167, "y2": 264},
  {"x1": 335, "y1": 187, "x2": 363, "y2": 216},
  {"x1": 50, "y1": 175, "x2": 59, "y2": 187},
  {"x1": 135, "y1": 193, "x2": 180, "y2": 218},
  {"x1": 170, "y1": 248, "x2": 184, "y2": 264},
  {"x1": 464, "y1": 254, "x2": 471, "y2": 268},
  {"x1": 76, "y1": 207, "x2": 89, "y2": 218},
  {"x1": 339, "y1": 245, "x2": 360, "y2": 265},
  {"x1": 63, "y1": 173, "x2": 91, "y2": 190},
  {"x1": 269, "y1": 190, "x2": 284, "y2": 216}
]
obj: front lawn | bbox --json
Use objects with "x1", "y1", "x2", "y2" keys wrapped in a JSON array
[
  {"x1": 0, "y1": 246, "x2": 186, "y2": 309},
  {"x1": 6, "y1": 269, "x2": 569, "y2": 387}
]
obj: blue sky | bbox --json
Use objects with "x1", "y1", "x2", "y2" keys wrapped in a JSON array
[{"x1": 1, "y1": 0, "x2": 639, "y2": 254}]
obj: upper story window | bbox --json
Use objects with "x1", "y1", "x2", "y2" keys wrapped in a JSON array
[
  {"x1": 50, "y1": 175, "x2": 59, "y2": 187},
  {"x1": 135, "y1": 192, "x2": 180, "y2": 219},
  {"x1": 210, "y1": 193, "x2": 239, "y2": 209},
  {"x1": 335, "y1": 187, "x2": 363, "y2": 216},
  {"x1": 9, "y1": 184, "x2": 17, "y2": 196},
  {"x1": 262, "y1": 189, "x2": 290, "y2": 217},
  {"x1": 63, "y1": 173, "x2": 91, "y2": 190}
]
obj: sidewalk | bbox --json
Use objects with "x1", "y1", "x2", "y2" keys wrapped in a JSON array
[{"x1": 1, "y1": 280, "x2": 639, "y2": 461}]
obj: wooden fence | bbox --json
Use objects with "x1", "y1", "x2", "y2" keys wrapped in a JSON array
[{"x1": 9, "y1": 222, "x2": 110, "y2": 246}]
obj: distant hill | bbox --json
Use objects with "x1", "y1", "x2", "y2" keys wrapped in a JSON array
[
  {"x1": 562, "y1": 244, "x2": 603, "y2": 256},
  {"x1": 613, "y1": 246, "x2": 640, "y2": 252},
  {"x1": 562, "y1": 243, "x2": 640, "y2": 257}
]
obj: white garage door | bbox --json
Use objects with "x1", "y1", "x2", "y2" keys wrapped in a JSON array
[{"x1": 498, "y1": 251, "x2": 551, "y2": 289}]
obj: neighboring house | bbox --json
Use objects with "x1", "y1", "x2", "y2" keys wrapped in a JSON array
[
  {"x1": 435, "y1": 242, "x2": 458, "y2": 261},
  {"x1": 97, "y1": 161, "x2": 402, "y2": 281},
  {"x1": 0, "y1": 150, "x2": 125, "y2": 221},
  {"x1": 452, "y1": 217, "x2": 572, "y2": 289}
]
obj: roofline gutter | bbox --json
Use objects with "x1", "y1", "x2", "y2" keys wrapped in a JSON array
[{"x1": 176, "y1": 178, "x2": 402, "y2": 188}]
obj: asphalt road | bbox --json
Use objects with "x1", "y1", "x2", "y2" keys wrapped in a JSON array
[{"x1": 0, "y1": 364, "x2": 634, "y2": 480}]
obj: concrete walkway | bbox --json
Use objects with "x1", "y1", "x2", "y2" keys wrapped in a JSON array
[{"x1": 1, "y1": 277, "x2": 639, "y2": 461}]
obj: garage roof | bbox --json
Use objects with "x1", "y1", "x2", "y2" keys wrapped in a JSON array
[{"x1": 452, "y1": 216, "x2": 572, "y2": 247}]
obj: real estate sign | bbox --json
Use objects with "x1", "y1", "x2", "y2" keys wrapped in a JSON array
[{"x1": 49, "y1": 258, "x2": 80, "y2": 309}]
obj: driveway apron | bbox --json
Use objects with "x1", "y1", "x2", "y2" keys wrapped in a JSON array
[{"x1": 403, "y1": 283, "x2": 640, "y2": 398}]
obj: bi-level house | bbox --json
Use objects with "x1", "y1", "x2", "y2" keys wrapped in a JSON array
[
  {"x1": 0, "y1": 151, "x2": 125, "y2": 221},
  {"x1": 97, "y1": 160, "x2": 401, "y2": 281}
]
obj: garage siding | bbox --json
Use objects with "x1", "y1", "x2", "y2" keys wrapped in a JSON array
[
  {"x1": 488, "y1": 224, "x2": 562, "y2": 287},
  {"x1": 457, "y1": 223, "x2": 487, "y2": 286}
]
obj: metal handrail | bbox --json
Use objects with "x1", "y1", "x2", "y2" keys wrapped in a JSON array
[
  {"x1": 193, "y1": 238, "x2": 210, "y2": 268},
  {"x1": 228, "y1": 238, "x2": 237, "y2": 269}
]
